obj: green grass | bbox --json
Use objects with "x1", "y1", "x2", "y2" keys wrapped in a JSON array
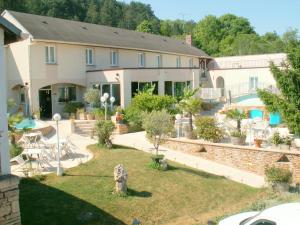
[{"x1": 19, "y1": 145, "x2": 267, "y2": 225}]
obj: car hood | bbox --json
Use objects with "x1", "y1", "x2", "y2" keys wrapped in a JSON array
[{"x1": 218, "y1": 211, "x2": 259, "y2": 225}]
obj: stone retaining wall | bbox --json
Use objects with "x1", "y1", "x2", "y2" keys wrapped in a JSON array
[
  {"x1": 163, "y1": 138, "x2": 300, "y2": 184},
  {"x1": 0, "y1": 175, "x2": 21, "y2": 225}
]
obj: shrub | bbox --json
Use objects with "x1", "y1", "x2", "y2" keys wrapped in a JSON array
[
  {"x1": 94, "y1": 120, "x2": 115, "y2": 148},
  {"x1": 225, "y1": 109, "x2": 247, "y2": 133},
  {"x1": 230, "y1": 130, "x2": 246, "y2": 138},
  {"x1": 142, "y1": 110, "x2": 173, "y2": 155},
  {"x1": 10, "y1": 144, "x2": 23, "y2": 158},
  {"x1": 195, "y1": 116, "x2": 224, "y2": 142},
  {"x1": 63, "y1": 101, "x2": 84, "y2": 114},
  {"x1": 84, "y1": 88, "x2": 100, "y2": 107},
  {"x1": 271, "y1": 132, "x2": 284, "y2": 145},
  {"x1": 265, "y1": 166, "x2": 293, "y2": 184}
]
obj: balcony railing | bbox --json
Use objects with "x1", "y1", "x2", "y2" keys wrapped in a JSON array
[{"x1": 199, "y1": 82, "x2": 279, "y2": 100}]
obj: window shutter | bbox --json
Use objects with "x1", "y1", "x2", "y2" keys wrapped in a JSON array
[{"x1": 45, "y1": 46, "x2": 49, "y2": 63}]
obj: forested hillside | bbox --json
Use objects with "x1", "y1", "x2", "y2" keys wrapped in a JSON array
[{"x1": 0, "y1": 0, "x2": 298, "y2": 56}]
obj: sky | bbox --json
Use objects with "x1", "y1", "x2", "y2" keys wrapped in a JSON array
[{"x1": 121, "y1": 0, "x2": 300, "y2": 35}]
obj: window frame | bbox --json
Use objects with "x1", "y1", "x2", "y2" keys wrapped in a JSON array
[
  {"x1": 57, "y1": 86, "x2": 77, "y2": 103},
  {"x1": 110, "y1": 50, "x2": 119, "y2": 67},
  {"x1": 138, "y1": 52, "x2": 146, "y2": 67},
  {"x1": 45, "y1": 45, "x2": 56, "y2": 64},
  {"x1": 176, "y1": 56, "x2": 181, "y2": 68},
  {"x1": 189, "y1": 58, "x2": 194, "y2": 68},
  {"x1": 156, "y1": 54, "x2": 162, "y2": 68},
  {"x1": 86, "y1": 48, "x2": 94, "y2": 65}
]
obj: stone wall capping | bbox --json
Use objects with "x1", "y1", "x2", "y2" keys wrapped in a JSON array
[{"x1": 0, "y1": 175, "x2": 20, "y2": 190}]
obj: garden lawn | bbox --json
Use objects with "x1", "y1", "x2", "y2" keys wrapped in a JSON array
[{"x1": 19, "y1": 145, "x2": 267, "y2": 225}]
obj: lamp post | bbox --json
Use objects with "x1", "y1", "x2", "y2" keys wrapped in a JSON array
[
  {"x1": 175, "y1": 114, "x2": 182, "y2": 138},
  {"x1": 110, "y1": 96, "x2": 115, "y2": 110},
  {"x1": 101, "y1": 93, "x2": 115, "y2": 120},
  {"x1": 53, "y1": 113, "x2": 63, "y2": 176}
]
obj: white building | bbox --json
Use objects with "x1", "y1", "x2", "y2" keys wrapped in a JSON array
[{"x1": 1, "y1": 10, "x2": 287, "y2": 118}]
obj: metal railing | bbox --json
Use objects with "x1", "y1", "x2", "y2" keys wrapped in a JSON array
[{"x1": 199, "y1": 83, "x2": 279, "y2": 100}]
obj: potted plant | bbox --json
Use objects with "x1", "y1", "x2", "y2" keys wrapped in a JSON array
[
  {"x1": 77, "y1": 108, "x2": 86, "y2": 120},
  {"x1": 93, "y1": 108, "x2": 105, "y2": 120},
  {"x1": 270, "y1": 132, "x2": 283, "y2": 149},
  {"x1": 265, "y1": 166, "x2": 292, "y2": 192},
  {"x1": 280, "y1": 136, "x2": 292, "y2": 150},
  {"x1": 230, "y1": 130, "x2": 246, "y2": 145},
  {"x1": 84, "y1": 88, "x2": 100, "y2": 108},
  {"x1": 194, "y1": 116, "x2": 224, "y2": 143},
  {"x1": 254, "y1": 138, "x2": 263, "y2": 148},
  {"x1": 225, "y1": 109, "x2": 247, "y2": 145},
  {"x1": 86, "y1": 111, "x2": 95, "y2": 120}
]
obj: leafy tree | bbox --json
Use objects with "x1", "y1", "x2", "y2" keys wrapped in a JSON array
[
  {"x1": 85, "y1": 0, "x2": 100, "y2": 24},
  {"x1": 178, "y1": 87, "x2": 202, "y2": 137},
  {"x1": 193, "y1": 15, "x2": 222, "y2": 55},
  {"x1": 195, "y1": 116, "x2": 224, "y2": 142},
  {"x1": 225, "y1": 109, "x2": 247, "y2": 133},
  {"x1": 258, "y1": 43, "x2": 300, "y2": 135},
  {"x1": 136, "y1": 20, "x2": 153, "y2": 33},
  {"x1": 142, "y1": 110, "x2": 173, "y2": 156},
  {"x1": 99, "y1": 0, "x2": 122, "y2": 27}
]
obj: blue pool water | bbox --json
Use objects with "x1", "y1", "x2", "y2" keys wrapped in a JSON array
[
  {"x1": 15, "y1": 118, "x2": 36, "y2": 130},
  {"x1": 269, "y1": 112, "x2": 281, "y2": 125},
  {"x1": 249, "y1": 109, "x2": 263, "y2": 119},
  {"x1": 235, "y1": 93, "x2": 258, "y2": 102}
]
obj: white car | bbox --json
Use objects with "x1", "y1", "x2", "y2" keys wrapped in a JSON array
[{"x1": 218, "y1": 203, "x2": 300, "y2": 225}]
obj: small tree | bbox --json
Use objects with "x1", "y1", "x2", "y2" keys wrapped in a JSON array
[
  {"x1": 225, "y1": 109, "x2": 247, "y2": 133},
  {"x1": 142, "y1": 110, "x2": 173, "y2": 156},
  {"x1": 84, "y1": 88, "x2": 100, "y2": 108},
  {"x1": 178, "y1": 87, "x2": 202, "y2": 137},
  {"x1": 258, "y1": 43, "x2": 300, "y2": 135},
  {"x1": 94, "y1": 120, "x2": 115, "y2": 148}
]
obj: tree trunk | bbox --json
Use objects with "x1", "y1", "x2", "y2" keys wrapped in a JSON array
[
  {"x1": 237, "y1": 120, "x2": 241, "y2": 133},
  {"x1": 189, "y1": 112, "x2": 193, "y2": 132}
]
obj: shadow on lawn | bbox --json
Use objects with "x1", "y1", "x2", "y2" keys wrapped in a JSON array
[
  {"x1": 63, "y1": 173, "x2": 113, "y2": 178},
  {"x1": 127, "y1": 188, "x2": 152, "y2": 198},
  {"x1": 19, "y1": 178, "x2": 126, "y2": 225},
  {"x1": 168, "y1": 165, "x2": 225, "y2": 180}
]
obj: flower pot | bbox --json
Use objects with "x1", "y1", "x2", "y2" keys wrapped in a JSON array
[
  {"x1": 271, "y1": 144, "x2": 280, "y2": 150},
  {"x1": 151, "y1": 155, "x2": 164, "y2": 163},
  {"x1": 77, "y1": 112, "x2": 86, "y2": 120},
  {"x1": 230, "y1": 136, "x2": 246, "y2": 145},
  {"x1": 279, "y1": 144, "x2": 290, "y2": 151},
  {"x1": 254, "y1": 138, "x2": 263, "y2": 148},
  {"x1": 86, "y1": 113, "x2": 95, "y2": 120},
  {"x1": 272, "y1": 182, "x2": 290, "y2": 192}
]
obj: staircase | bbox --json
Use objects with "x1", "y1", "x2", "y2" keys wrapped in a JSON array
[{"x1": 72, "y1": 120, "x2": 97, "y2": 137}]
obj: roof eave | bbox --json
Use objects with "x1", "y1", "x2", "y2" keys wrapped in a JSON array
[{"x1": 31, "y1": 38, "x2": 212, "y2": 59}]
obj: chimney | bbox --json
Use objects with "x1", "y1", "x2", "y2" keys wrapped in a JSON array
[{"x1": 185, "y1": 34, "x2": 192, "y2": 46}]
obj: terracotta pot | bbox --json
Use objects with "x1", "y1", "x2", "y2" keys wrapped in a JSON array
[
  {"x1": 86, "y1": 113, "x2": 95, "y2": 120},
  {"x1": 254, "y1": 138, "x2": 263, "y2": 148},
  {"x1": 77, "y1": 112, "x2": 86, "y2": 120}
]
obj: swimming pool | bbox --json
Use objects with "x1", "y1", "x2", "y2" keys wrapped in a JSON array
[{"x1": 233, "y1": 93, "x2": 264, "y2": 106}]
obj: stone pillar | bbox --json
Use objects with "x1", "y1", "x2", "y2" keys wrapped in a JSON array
[
  {"x1": 0, "y1": 28, "x2": 11, "y2": 175},
  {"x1": 0, "y1": 175, "x2": 21, "y2": 225}
]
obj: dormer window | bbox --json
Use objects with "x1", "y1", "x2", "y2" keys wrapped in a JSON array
[
  {"x1": 86, "y1": 48, "x2": 94, "y2": 65},
  {"x1": 138, "y1": 53, "x2": 145, "y2": 67},
  {"x1": 110, "y1": 50, "x2": 118, "y2": 67},
  {"x1": 45, "y1": 45, "x2": 56, "y2": 64}
]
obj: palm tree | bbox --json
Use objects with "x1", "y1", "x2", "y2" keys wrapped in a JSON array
[{"x1": 178, "y1": 87, "x2": 202, "y2": 138}]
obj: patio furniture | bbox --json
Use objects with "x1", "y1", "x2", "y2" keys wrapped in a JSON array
[{"x1": 10, "y1": 154, "x2": 30, "y2": 172}]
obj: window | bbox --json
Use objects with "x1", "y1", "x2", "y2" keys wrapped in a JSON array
[
  {"x1": 176, "y1": 57, "x2": 181, "y2": 68},
  {"x1": 20, "y1": 88, "x2": 25, "y2": 103},
  {"x1": 131, "y1": 81, "x2": 159, "y2": 97},
  {"x1": 86, "y1": 48, "x2": 94, "y2": 65},
  {"x1": 100, "y1": 83, "x2": 120, "y2": 106},
  {"x1": 110, "y1": 50, "x2": 118, "y2": 66},
  {"x1": 45, "y1": 46, "x2": 56, "y2": 64},
  {"x1": 189, "y1": 58, "x2": 193, "y2": 68},
  {"x1": 250, "y1": 219, "x2": 276, "y2": 225},
  {"x1": 164, "y1": 81, "x2": 192, "y2": 98},
  {"x1": 156, "y1": 55, "x2": 162, "y2": 68},
  {"x1": 250, "y1": 76, "x2": 259, "y2": 90},
  {"x1": 138, "y1": 53, "x2": 145, "y2": 67},
  {"x1": 165, "y1": 81, "x2": 173, "y2": 96},
  {"x1": 58, "y1": 86, "x2": 76, "y2": 102}
]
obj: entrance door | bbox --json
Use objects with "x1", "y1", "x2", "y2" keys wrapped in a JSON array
[{"x1": 39, "y1": 89, "x2": 52, "y2": 119}]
